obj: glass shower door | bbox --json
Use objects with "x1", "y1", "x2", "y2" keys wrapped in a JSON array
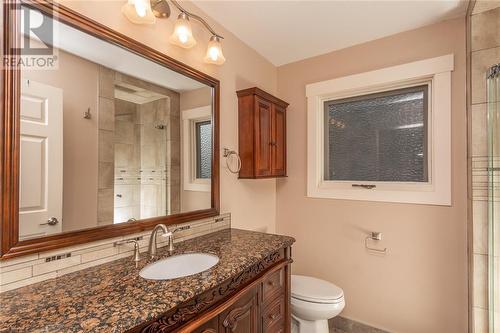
[{"x1": 488, "y1": 64, "x2": 500, "y2": 333}]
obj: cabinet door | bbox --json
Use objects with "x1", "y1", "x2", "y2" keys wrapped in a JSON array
[
  {"x1": 220, "y1": 286, "x2": 260, "y2": 333},
  {"x1": 271, "y1": 104, "x2": 286, "y2": 176},
  {"x1": 254, "y1": 97, "x2": 272, "y2": 177},
  {"x1": 262, "y1": 296, "x2": 285, "y2": 333},
  {"x1": 262, "y1": 267, "x2": 285, "y2": 304}
]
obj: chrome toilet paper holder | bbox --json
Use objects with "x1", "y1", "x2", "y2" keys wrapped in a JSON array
[{"x1": 365, "y1": 232, "x2": 387, "y2": 254}]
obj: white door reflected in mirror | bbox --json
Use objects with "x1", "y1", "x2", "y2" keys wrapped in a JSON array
[{"x1": 19, "y1": 79, "x2": 63, "y2": 240}]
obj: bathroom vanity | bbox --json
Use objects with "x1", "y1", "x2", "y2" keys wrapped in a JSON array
[{"x1": 0, "y1": 229, "x2": 295, "y2": 332}]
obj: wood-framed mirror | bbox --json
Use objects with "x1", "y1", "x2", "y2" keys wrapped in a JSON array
[{"x1": 0, "y1": 0, "x2": 220, "y2": 259}]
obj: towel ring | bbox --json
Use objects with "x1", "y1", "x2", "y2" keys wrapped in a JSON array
[{"x1": 223, "y1": 148, "x2": 241, "y2": 174}]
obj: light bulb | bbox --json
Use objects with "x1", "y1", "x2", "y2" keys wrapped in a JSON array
[
  {"x1": 204, "y1": 35, "x2": 225, "y2": 65},
  {"x1": 169, "y1": 12, "x2": 196, "y2": 48},
  {"x1": 177, "y1": 26, "x2": 189, "y2": 43},
  {"x1": 208, "y1": 46, "x2": 219, "y2": 61},
  {"x1": 134, "y1": 0, "x2": 149, "y2": 17},
  {"x1": 122, "y1": 0, "x2": 155, "y2": 25}
]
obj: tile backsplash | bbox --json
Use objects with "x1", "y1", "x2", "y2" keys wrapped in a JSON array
[{"x1": 0, "y1": 213, "x2": 231, "y2": 293}]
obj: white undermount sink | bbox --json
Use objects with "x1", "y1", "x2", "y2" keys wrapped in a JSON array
[{"x1": 139, "y1": 253, "x2": 219, "y2": 280}]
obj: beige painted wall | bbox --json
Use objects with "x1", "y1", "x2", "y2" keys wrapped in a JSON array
[
  {"x1": 276, "y1": 18, "x2": 467, "y2": 333},
  {"x1": 180, "y1": 87, "x2": 212, "y2": 212},
  {"x1": 55, "y1": 0, "x2": 278, "y2": 233},
  {"x1": 22, "y1": 48, "x2": 99, "y2": 233}
]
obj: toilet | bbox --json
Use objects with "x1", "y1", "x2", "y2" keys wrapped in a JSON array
[{"x1": 291, "y1": 275, "x2": 345, "y2": 333}]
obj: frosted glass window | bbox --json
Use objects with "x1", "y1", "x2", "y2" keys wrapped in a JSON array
[
  {"x1": 196, "y1": 120, "x2": 212, "y2": 179},
  {"x1": 324, "y1": 85, "x2": 428, "y2": 182}
]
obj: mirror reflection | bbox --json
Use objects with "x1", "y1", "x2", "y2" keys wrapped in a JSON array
[{"x1": 19, "y1": 6, "x2": 213, "y2": 240}]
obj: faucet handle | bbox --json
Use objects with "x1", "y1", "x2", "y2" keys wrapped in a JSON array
[
  {"x1": 167, "y1": 225, "x2": 190, "y2": 253},
  {"x1": 115, "y1": 239, "x2": 141, "y2": 262},
  {"x1": 161, "y1": 231, "x2": 173, "y2": 238},
  {"x1": 168, "y1": 233, "x2": 175, "y2": 253}
]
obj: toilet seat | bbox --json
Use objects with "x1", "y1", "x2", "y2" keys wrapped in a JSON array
[
  {"x1": 292, "y1": 294, "x2": 345, "y2": 304},
  {"x1": 291, "y1": 275, "x2": 344, "y2": 304}
]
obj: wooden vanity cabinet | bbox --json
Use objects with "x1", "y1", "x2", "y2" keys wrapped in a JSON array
[
  {"x1": 139, "y1": 248, "x2": 292, "y2": 333},
  {"x1": 189, "y1": 286, "x2": 261, "y2": 333},
  {"x1": 183, "y1": 265, "x2": 288, "y2": 333},
  {"x1": 237, "y1": 88, "x2": 289, "y2": 179}
]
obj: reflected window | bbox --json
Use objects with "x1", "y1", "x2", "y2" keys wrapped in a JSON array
[
  {"x1": 182, "y1": 105, "x2": 212, "y2": 193},
  {"x1": 195, "y1": 120, "x2": 212, "y2": 179}
]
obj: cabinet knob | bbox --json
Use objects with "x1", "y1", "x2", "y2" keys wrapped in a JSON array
[
  {"x1": 269, "y1": 141, "x2": 277, "y2": 146},
  {"x1": 269, "y1": 313, "x2": 279, "y2": 320}
]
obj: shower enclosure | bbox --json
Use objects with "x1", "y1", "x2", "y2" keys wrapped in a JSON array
[{"x1": 488, "y1": 64, "x2": 500, "y2": 333}]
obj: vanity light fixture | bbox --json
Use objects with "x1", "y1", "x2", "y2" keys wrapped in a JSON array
[
  {"x1": 122, "y1": 0, "x2": 156, "y2": 25},
  {"x1": 204, "y1": 35, "x2": 225, "y2": 65},
  {"x1": 169, "y1": 12, "x2": 196, "y2": 48},
  {"x1": 122, "y1": 0, "x2": 225, "y2": 65},
  {"x1": 134, "y1": 0, "x2": 151, "y2": 17}
]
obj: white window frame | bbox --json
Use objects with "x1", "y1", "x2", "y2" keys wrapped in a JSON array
[
  {"x1": 182, "y1": 105, "x2": 211, "y2": 192},
  {"x1": 306, "y1": 54, "x2": 453, "y2": 205}
]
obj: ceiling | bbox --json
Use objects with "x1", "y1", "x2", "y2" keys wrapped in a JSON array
[{"x1": 194, "y1": 0, "x2": 468, "y2": 66}]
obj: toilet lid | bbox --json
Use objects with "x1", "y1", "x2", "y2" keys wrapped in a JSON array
[{"x1": 291, "y1": 275, "x2": 344, "y2": 303}]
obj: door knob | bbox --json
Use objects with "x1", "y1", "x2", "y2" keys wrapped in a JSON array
[{"x1": 40, "y1": 217, "x2": 59, "y2": 226}]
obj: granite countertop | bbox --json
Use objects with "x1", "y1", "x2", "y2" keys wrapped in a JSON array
[{"x1": 0, "y1": 229, "x2": 295, "y2": 333}]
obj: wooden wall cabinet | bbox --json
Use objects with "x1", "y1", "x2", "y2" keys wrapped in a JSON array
[{"x1": 237, "y1": 88, "x2": 289, "y2": 178}]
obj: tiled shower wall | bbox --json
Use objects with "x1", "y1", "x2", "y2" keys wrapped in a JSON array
[
  {"x1": 0, "y1": 213, "x2": 231, "y2": 293},
  {"x1": 97, "y1": 68, "x2": 182, "y2": 225},
  {"x1": 114, "y1": 72, "x2": 182, "y2": 215},
  {"x1": 114, "y1": 98, "x2": 142, "y2": 223},
  {"x1": 135, "y1": 98, "x2": 169, "y2": 218},
  {"x1": 97, "y1": 66, "x2": 116, "y2": 226},
  {"x1": 471, "y1": 1, "x2": 500, "y2": 332},
  {"x1": 114, "y1": 97, "x2": 176, "y2": 222}
]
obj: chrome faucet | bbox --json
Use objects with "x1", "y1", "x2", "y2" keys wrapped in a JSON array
[{"x1": 148, "y1": 224, "x2": 172, "y2": 259}]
